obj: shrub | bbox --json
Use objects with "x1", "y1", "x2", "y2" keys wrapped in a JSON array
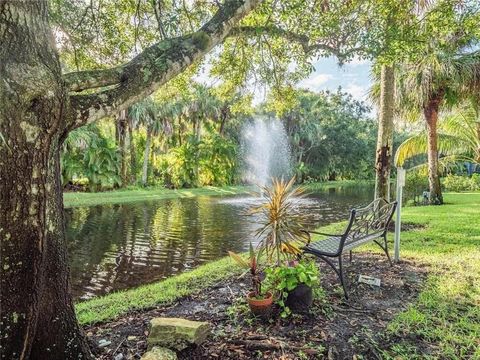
[
  {"x1": 403, "y1": 171, "x2": 429, "y2": 204},
  {"x1": 443, "y1": 174, "x2": 480, "y2": 192}
]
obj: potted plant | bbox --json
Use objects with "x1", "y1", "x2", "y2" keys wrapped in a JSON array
[
  {"x1": 265, "y1": 259, "x2": 319, "y2": 316},
  {"x1": 251, "y1": 177, "x2": 317, "y2": 315},
  {"x1": 228, "y1": 243, "x2": 273, "y2": 316}
]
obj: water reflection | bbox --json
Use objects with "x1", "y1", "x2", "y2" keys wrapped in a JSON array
[{"x1": 66, "y1": 185, "x2": 372, "y2": 300}]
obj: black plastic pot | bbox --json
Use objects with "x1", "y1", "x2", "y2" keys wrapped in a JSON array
[{"x1": 285, "y1": 283, "x2": 313, "y2": 314}]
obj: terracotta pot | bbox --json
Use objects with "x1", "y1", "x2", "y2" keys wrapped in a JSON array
[{"x1": 247, "y1": 291, "x2": 273, "y2": 317}]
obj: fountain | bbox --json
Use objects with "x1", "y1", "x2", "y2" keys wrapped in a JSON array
[{"x1": 241, "y1": 116, "x2": 292, "y2": 186}]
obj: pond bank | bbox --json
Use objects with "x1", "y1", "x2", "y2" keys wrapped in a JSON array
[
  {"x1": 77, "y1": 193, "x2": 480, "y2": 358},
  {"x1": 64, "y1": 180, "x2": 372, "y2": 208}
]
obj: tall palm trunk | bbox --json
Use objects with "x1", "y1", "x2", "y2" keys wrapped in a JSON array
[
  {"x1": 218, "y1": 107, "x2": 229, "y2": 136},
  {"x1": 193, "y1": 116, "x2": 201, "y2": 186},
  {"x1": 374, "y1": 65, "x2": 395, "y2": 201},
  {"x1": 128, "y1": 118, "x2": 137, "y2": 184},
  {"x1": 142, "y1": 127, "x2": 153, "y2": 186},
  {"x1": 476, "y1": 120, "x2": 480, "y2": 163},
  {"x1": 116, "y1": 110, "x2": 128, "y2": 187},
  {"x1": 424, "y1": 95, "x2": 444, "y2": 204}
]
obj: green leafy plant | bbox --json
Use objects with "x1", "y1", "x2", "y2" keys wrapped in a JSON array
[
  {"x1": 251, "y1": 177, "x2": 310, "y2": 265},
  {"x1": 403, "y1": 170, "x2": 429, "y2": 205},
  {"x1": 444, "y1": 174, "x2": 480, "y2": 192},
  {"x1": 265, "y1": 260, "x2": 319, "y2": 318},
  {"x1": 228, "y1": 243, "x2": 265, "y2": 298}
]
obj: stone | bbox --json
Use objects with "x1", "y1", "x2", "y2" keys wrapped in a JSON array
[
  {"x1": 141, "y1": 347, "x2": 177, "y2": 360},
  {"x1": 98, "y1": 339, "x2": 111, "y2": 348},
  {"x1": 147, "y1": 317, "x2": 210, "y2": 351},
  {"x1": 127, "y1": 335, "x2": 137, "y2": 341}
]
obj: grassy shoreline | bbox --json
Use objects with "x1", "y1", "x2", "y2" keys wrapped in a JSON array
[
  {"x1": 63, "y1": 180, "x2": 372, "y2": 208},
  {"x1": 75, "y1": 192, "x2": 479, "y2": 357},
  {"x1": 64, "y1": 185, "x2": 253, "y2": 208}
]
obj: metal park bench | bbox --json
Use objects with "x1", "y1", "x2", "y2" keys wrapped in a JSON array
[{"x1": 302, "y1": 199, "x2": 397, "y2": 299}]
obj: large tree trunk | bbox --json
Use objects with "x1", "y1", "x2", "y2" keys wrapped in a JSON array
[
  {"x1": 0, "y1": 1, "x2": 92, "y2": 359},
  {"x1": 374, "y1": 65, "x2": 395, "y2": 201},
  {"x1": 424, "y1": 97, "x2": 444, "y2": 205},
  {"x1": 141, "y1": 128, "x2": 153, "y2": 186}
]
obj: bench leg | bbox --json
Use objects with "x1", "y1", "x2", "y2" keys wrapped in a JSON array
[
  {"x1": 307, "y1": 253, "x2": 349, "y2": 299},
  {"x1": 338, "y1": 255, "x2": 349, "y2": 299},
  {"x1": 374, "y1": 235, "x2": 393, "y2": 266}
]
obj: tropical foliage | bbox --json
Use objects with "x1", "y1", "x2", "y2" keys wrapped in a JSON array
[
  {"x1": 61, "y1": 87, "x2": 378, "y2": 191},
  {"x1": 279, "y1": 89, "x2": 377, "y2": 182},
  {"x1": 444, "y1": 174, "x2": 480, "y2": 192},
  {"x1": 394, "y1": 44, "x2": 480, "y2": 204},
  {"x1": 62, "y1": 125, "x2": 121, "y2": 191},
  {"x1": 396, "y1": 103, "x2": 480, "y2": 169}
]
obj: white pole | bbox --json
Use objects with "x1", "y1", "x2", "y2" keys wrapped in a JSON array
[{"x1": 394, "y1": 167, "x2": 405, "y2": 263}]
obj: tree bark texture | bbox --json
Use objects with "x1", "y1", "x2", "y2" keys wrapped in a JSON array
[
  {"x1": 0, "y1": 0, "x2": 262, "y2": 357},
  {"x1": 374, "y1": 65, "x2": 395, "y2": 201},
  {"x1": 0, "y1": 1, "x2": 91, "y2": 358},
  {"x1": 424, "y1": 96, "x2": 444, "y2": 204}
]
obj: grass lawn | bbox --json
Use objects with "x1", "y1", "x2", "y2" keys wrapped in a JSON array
[
  {"x1": 75, "y1": 192, "x2": 479, "y2": 358},
  {"x1": 382, "y1": 193, "x2": 480, "y2": 359}
]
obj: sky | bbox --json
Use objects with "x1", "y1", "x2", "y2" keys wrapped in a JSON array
[
  {"x1": 298, "y1": 56, "x2": 372, "y2": 104},
  {"x1": 195, "y1": 54, "x2": 374, "y2": 109}
]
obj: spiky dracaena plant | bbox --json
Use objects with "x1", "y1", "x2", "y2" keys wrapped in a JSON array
[{"x1": 251, "y1": 177, "x2": 309, "y2": 266}]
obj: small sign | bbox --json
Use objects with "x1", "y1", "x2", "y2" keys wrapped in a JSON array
[{"x1": 358, "y1": 275, "x2": 381, "y2": 287}]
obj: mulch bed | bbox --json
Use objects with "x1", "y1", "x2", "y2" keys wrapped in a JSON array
[{"x1": 87, "y1": 252, "x2": 428, "y2": 359}]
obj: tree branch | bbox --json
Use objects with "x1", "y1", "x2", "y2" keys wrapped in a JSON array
[
  {"x1": 64, "y1": 67, "x2": 124, "y2": 92},
  {"x1": 68, "y1": 0, "x2": 263, "y2": 128},
  {"x1": 230, "y1": 25, "x2": 364, "y2": 61}
]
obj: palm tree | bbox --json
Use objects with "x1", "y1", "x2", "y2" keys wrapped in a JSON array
[
  {"x1": 395, "y1": 102, "x2": 480, "y2": 170},
  {"x1": 374, "y1": 65, "x2": 395, "y2": 201},
  {"x1": 395, "y1": 48, "x2": 480, "y2": 204},
  {"x1": 129, "y1": 98, "x2": 171, "y2": 186},
  {"x1": 186, "y1": 85, "x2": 221, "y2": 186},
  {"x1": 115, "y1": 110, "x2": 128, "y2": 187}
]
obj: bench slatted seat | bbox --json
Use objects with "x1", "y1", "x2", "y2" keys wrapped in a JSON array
[{"x1": 302, "y1": 198, "x2": 397, "y2": 299}]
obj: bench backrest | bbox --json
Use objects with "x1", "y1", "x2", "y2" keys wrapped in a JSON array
[{"x1": 339, "y1": 198, "x2": 397, "y2": 250}]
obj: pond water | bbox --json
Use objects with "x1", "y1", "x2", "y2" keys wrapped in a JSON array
[{"x1": 66, "y1": 185, "x2": 373, "y2": 300}]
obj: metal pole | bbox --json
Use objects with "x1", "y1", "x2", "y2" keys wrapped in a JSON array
[{"x1": 394, "y1": 167, "x2": 405, "y2": 263}]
